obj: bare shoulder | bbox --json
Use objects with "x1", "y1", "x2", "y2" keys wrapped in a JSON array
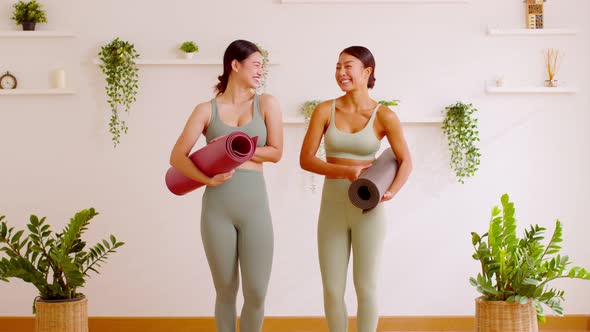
[
  {"x1": 314, "y1": 100, "x2": 333, "y2": 118},
  {"x1": 258, "y1": 93, "x2": 281, "y2": 112},
  {"x1": 376, "y1": 105, "x2": 401, "y2": 127},
  {"x1": 189, "y1": 100, "x2": 213, "y2": 124}
]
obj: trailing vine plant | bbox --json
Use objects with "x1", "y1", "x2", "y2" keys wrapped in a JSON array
[
  {"x1": 441, "y1": 101, "x2": 481, "y2": 183},
  {"x1": 98, "y1": 38, "x2": 140, "y2": 147},
  {"x1": 255, "y1": 44, "x2": 269, "y2": 94}
]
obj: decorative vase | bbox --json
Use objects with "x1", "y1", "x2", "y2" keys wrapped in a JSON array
[
  {"x1": 183, "y1": 52, "x2": 195, "y2": 60},
  {"x1": 545, "y1": 79, "x2": 558, "y2": 87}
]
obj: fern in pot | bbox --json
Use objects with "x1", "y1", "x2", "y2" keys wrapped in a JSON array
[
  {"x1": 0, "y1": 208, "x2": 124, "y2": 332},
  {"x1": 470, "y1": 194, "x2": 590, "y2": 331}
]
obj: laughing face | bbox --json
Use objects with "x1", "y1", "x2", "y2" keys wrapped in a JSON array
[
  {"x1": 335, "y1": 53, "x2": 372, "y2": 92},
  {"x1": 233, "y1": 51, "x2": 263, "y2": 90}
]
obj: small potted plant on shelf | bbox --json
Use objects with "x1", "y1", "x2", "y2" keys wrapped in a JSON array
[
  {"x1": 11, "y1": 0, "x2": 47, "y2": 31},
  {"x1": 470, "y1": 193, "x2": 590, "y2": 332},
  {"x1": 179, "y1": 41, "x2": 199, "y2": 59},
  {"x1": 0, "y1": 208, "x2": 124, "y2": 332}
]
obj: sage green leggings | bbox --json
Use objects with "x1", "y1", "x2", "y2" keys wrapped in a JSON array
[
  {"x1": 318, "y1": 178, "x2": 387, "y2": 332},
  {"x1": 201, "y1": 169, "x2": 274, "y2": 332}
]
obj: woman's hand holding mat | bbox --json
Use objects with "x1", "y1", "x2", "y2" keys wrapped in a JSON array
[
  {"x1": 348, "y1": 148, "x2": 398, "y2": 213},
  {"x1": 165, "y1": 131, "x2": 258, "y2": 195}
]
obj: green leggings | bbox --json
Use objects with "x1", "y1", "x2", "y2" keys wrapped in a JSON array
[
  {"x1": 318, "y1": 178, "x2": 387, "y2": 332},
  {"x1": 201, "y1": 169, "x2": 274, "y2": 332}
]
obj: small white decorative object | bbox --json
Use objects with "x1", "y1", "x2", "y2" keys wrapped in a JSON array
[
  {"x1": 495, "y1": 76, "x2": 505, "y2": 87},
  {"x1": 183, "y1": 52, "x2": 195, "y2": 60},
  {"x1": 52, "y1": 69, "x2": 66, "y2": 89}
]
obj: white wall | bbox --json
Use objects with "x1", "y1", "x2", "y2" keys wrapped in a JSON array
[{"x1": 1, "y1": 0, "x2": 589, "y2": 317}]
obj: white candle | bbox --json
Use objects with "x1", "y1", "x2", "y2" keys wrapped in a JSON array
[{"x1": 53, "y1": 69, "x2": 66, "y2": 89}]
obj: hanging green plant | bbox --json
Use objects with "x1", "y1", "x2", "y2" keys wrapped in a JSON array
[
  {"x1": 255, "y1": 44, "x2": 269, "y2": 94},
  {"x1": 98, "y1": 38, "x2": 140, "y2": 147},
  {"x1": 441, "y1": 101, "x2": 481, "y2": 183}
]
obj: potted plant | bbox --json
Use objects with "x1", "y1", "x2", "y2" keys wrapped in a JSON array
[
  {"x1": 441, "y1": 101, "x2": 481, "y2": 184},
  {"x1": 179, "y1": 41, "x2": 199, "y2": 59},
  {"x1": 98, "y1": 37, "x2": 140, "y2": 147},
  {"x1": 470, "y1": 194, "x2": 590, "y2": 331},
  {"x1": 0, "y1": 208, "x2": 124, "y2": 332},
  {"x1": 11, "y1": 0, "x2": 47, "y2": 31}
]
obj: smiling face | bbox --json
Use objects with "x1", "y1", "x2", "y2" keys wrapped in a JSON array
[
  {"x1": 232, "y1": 51, "x2": 263, "y2": 90},
  {"x1": 335, "y1": 53, "x2": 372, "y2": 92}
]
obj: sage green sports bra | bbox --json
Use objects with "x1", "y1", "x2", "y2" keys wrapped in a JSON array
[
  {"x1": 324, "y1": 100, "x2": 381, "y2": 160},
  {"x1": 205, "y1": 94, "x2": 267, "y2": 147}
]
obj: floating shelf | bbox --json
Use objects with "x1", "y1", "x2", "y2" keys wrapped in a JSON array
[
  {"x1": 487, "y1": 27, "x2": 577, "y2": 36},
  {"x1": 92, "y1": 58, "x2": 280, "y2": 66},
  {"x1": 0, "y1": 31, "x2": 75, "y2": 38},
  {"x1": 0, "y1": 89, "x2": 76, "y2": 95},
  {"x1": 283, "y1": 116, "x2": 443, "y2": 125},
  {"x1": 281, "y1": 0, "x2": 467, "y2": 3},
  {"x1": 485, "y1": 82, "x2": 577, "y2": 94}
]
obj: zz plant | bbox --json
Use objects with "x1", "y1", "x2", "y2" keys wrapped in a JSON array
[
  {"x1": 98, "y1": 38, "x2": 140, "y2": 147},
  {"x1": 470, "y1": 194, "x2": 590, "y2": 322},
  {"x1": 0, "y1": 208, "x2": 124, "y2": 312},
  {"x1": 441, "y1": 101, "x2": 481, "y2": 183}
]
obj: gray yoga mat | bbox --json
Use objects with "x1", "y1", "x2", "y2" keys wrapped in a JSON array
[{"x1": 348, "y1": 148, "x2": 398, "y2": 213}]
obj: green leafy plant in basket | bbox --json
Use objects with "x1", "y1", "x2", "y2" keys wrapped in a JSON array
[
  {"x1": 441, "y1": 101, "x2": 481, "y2": 184},
  {"x1": 98, "y1": 37, "x2": 140, "y2": 147},
  {"x1": 0, "y1": 208, "x2": 124, "y2": 312},
  {"x1": 470, "y1": 193, "x2": 590, "y2": 322},
  {"x1": 11, "y1": 0, "x2": 47, "y2": 30}
]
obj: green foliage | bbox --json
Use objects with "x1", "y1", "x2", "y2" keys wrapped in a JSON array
[
  {"x1": 179, "y1": 41, "x2": 198, "y2": 53},
  {"x1": 470, "y1": 194, "x2": 590, "y2": 322},
  {"x1": 0, "y1": 209, "x2": 124, "y2": 311},
  {"x1": 378, "y1": 99, "x2": 400, "y2": 107},
  {"x1": 255, "y1": 44, "x2": 269, "y2": 94},
  {"x1": 441, "y1": 101, "x2": 481, "y2": 183},
  {"x1": 301, "y1": 100, "x2": 322, "y2": 122},
  {"x1": 11, "y1": 0, "x2": 47, "y2": 25},
  {"x1": 98, "y1": 38, "x2": 140, "y2": 147}
]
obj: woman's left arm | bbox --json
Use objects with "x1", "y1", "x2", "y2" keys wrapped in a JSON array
[
  {"x1": 379, "y1": 107, "x2": 413, "y2": 202},
  {"x1": 250, "y1": 94, "x2": 283, "y2": 163}
]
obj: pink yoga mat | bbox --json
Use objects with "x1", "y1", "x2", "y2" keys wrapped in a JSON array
[
  {"x1": 166, "y1": 132, "x2": 258, "y2": 196},
  {"x1": 348, "y1": 148, "x2": 398, "y2": 213}
]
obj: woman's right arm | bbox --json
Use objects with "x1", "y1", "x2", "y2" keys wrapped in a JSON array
[
  {"x1": 299, "y1": 102, "x2": 367, "y2": 181},
  {"x1": 170, "y1": 103, "x2": 233, "y2": 187}
]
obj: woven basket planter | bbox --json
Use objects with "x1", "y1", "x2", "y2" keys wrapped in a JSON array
[
  {"x1": 35, "y1": 296, "x2": 88, "y2": 332},
  {"x1": 475, "y1": 296, "x2": 538, "y2": 332}
]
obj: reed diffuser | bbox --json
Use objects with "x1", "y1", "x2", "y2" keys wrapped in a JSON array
[{"x1": 544, "y1": 48, "x2": 561, "y2": 87}]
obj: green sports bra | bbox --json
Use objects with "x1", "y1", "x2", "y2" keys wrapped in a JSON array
[
  {"x1": 205, "y1": 94, "x2": 267, "y2": 147},
  {"x1": 324, "y1": 100, "x2": 381, "y2": 161}
]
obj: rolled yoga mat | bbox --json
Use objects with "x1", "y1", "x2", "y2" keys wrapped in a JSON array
[
  {"x1": 165, "y1": 132, "x2": 258, "y2": 196},
  {"x1": 348, "y1": 148, "x2": 398, "y2": 213}
]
